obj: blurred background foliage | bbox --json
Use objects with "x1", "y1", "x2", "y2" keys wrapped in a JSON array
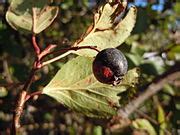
[{"x1": 0, "y1": 0, "x2": 179, "y2": 134}]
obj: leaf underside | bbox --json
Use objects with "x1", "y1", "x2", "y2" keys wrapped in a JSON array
[
  {"x1": 43, "y1": 56, "x2": 139, "y2": 118},
  {"x1": 6, "y1": 0, "x2": 59, "y2": 34},
  {"x1": 73, "y1": 2, "x2": 137, "y2": 57}
]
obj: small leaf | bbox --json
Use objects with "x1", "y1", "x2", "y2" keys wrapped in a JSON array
[
  {"x1": 174, "y1": 3, "x2": 180, "y2": 15},
  {"x1": 125, "y1": 53, "x2": 142, "y2": 66},
  {"x1": 130, "y1": 43, "x2": 146, "y2": 56},
  {"x1": 157, "y1": 104, "x2": 167, "y2": 135},
  {"x1": 43, "y1": 56, "x2": 139, "y2": 118},
  {"x1": 132, "y1": 119, "x2": 157, "y2": 135},
  {"x1": 6, "y1": 0, "x2": 59, "y2": 34},
  {"x1": 72, "y1": 2, "x2": 137, "y2": 57},
  {"x1": 163, "y1": 84, "x2": 175, "y2": 96},
  {"x1": 140, "y1": 61, "x2": 165, "y2": 76},
  {"x1": 0, "y1": 87, "x2": 8, "y2": 98},
  {"x1": 167, "y1": 45, "x2": 180, "y2": 60},
  {"x1": 93, "y1": 126, "x2": 102, "y2": 135}
]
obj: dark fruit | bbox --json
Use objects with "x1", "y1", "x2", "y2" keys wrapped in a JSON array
[{"x1": 92, "y1": 48, "x2": 128, "y2": 85}]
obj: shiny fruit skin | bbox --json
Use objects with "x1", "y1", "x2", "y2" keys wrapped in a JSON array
[{"x1": 92, "y1": 48, "x2": 128, "y2": 85}]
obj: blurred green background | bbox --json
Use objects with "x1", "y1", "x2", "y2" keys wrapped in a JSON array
[{"x1": 0, "y1": 0, "x2": 179, "y2": 134}]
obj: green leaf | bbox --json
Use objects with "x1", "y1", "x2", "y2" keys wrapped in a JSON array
[
  {"x1": 163, "y1": 84, "x2": 175, "y2": 96},
  {"x1": 157, "y1": 104, "x2": 167, "y2": 135},
  {"x1": 72, "y1": 2, "x2": 137, "y2": 57},
  {"x1": 125, "y1": 53, "x2": 142, "y2": 66},
  {"x1": 174, "y1": 3, "x2": 180, "y2": 15},
  {"x1": 132, "y1": 119, "x2": 157, "y2": 135},
  {"x1": 130, "y1": 43, "x2": 145, "y2": 56},
  {"x1": 43, "y1": 56, "x2": 139, "y2": 118},
  {"x1": 167, "y1": 45, "x2": 180, "y2": 60},
  {"x1": 93, "y1": 126, "x2": 102, "y2": 135},
  {"x1": 0, "y1": 87, "x2": 8, "y2": 98},
  {"x1": 6, "y1": 0, "x2": 59, "y2": 34},
  {"x1": 140, "y1": 61, "x2": 165, "y2": 76}
]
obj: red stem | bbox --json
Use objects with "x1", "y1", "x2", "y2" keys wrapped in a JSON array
[
  {"x1": 25, "y1": 90, "x2": 42, "y2": 101},
  {"x1": 22, "y1": 68, "x2": 37, "y2": 91},
  {"x1": 12, "y1": 91, "x2": 27, "y2": 135},
  {"x1": 38, "y1": 44, "x2": 57, "y2": 60},
  {"x1": 32, "y1": 35, "x2": 41, "y2": 55},
  {"x1": 11, "y1": 35, "x2": 100, "y2": 134},
  {"x1": 11, "y1": 68, "x2": 37, "y2": 135},
  {"x1": 11, "y1": 35, "x2": 41, "y2": 134}
]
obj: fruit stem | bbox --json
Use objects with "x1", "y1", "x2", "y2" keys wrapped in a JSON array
[{"x1": 40, "y1": 46, "x2": 100, "y2": 68}]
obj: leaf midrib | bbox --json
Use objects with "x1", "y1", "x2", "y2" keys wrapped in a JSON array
[
  {"x1": 45, "y1": 88, "x2": 110, "y2": 106},
  {"x1": 47, "y1": 90, "x2": 114, "y2": 116}
]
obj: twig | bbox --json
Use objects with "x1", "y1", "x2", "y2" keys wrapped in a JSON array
[
  {"x1": 11, "y1": 35, "x2": 42, "y2": 134},
  {"x1": 47, "y1": 46, "x2": 100, "y2": 56},
  {"x1": 38, "y1": 44, "x2": 57, "y2": 60},
  {"x1": 12, "y1": 91, "x2": 27, "y2": 134},
  {"x1": 25, "y1": 90, "x2": 42, "y2": 101},
  {"x1": 40, "y1": 46, "x2": 100, "y2": 68},
  {"x1": 117, "y1": 62, "x2": 180, "y2": 118},
  {"x1": 32, "y1": 35, "x2": 41, "y2": 55},
  {"x1": 22, "y1": 69, "x2": 37, "y2": 91},
  {"x1": 3, "y1": 58, "x2": 13, "y2": 83},
  {"x1": 11, "y1": 35, "x2": 100, "y2": 134},
  {"x1": 143, "y1": 44, "x2": 177, "y2": 59},
  {"x1": 40, "y1": 51, "x2": 72, "y2": 68},
  {"x1": 11, "y1": 36, "x2": 40, "y2": 135},
  {"x1": 173, "y1": 80, "x2": 180, "y2": 87},
  {"x1": 134, "y1": 109, "x2": 158, "y2": 125},
  {"x1": 11, "y1": 68, "x2": 37, "y2": 135},
  {"x1": 109, "y1": 62, "x2": 180, "y2": 132}
]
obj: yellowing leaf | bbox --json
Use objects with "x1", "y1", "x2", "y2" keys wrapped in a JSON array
[
  {"x1": 73, "y1": 3, "x2": 137, "y2": 57},
  {"x1": 0, "y1": 87, "x2": 8, "y2": 97},
  {"x1": 157, "y1": 104, "x2": 167, "y2": 135},
  {"x1": 132, "y1": 119, "x2": 157, "y2": 135},
  {"x1": 6, "y1": 0, "x2": 59, "y2": 34},
  {"x1": 43, "y1": 56, "x2": 139, "y2": 118}
]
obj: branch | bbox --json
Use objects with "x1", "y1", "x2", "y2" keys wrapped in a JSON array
[
  {"x1": 11, "y1": 68, "x2": 37, "y2": 135},
  {"x1": 109, "y1": 62, "x2": 180, "y2": 132},
  {"x1": 117, "y1": 62, "x2": 180, "y2": 118},
  {"x1": 11, "y1": 35, "x2": 41, "y2": 135},
  {"x1": 12, "y1": 91, "x2": 27, "y2": 134},
  {"x1": 11, "y1": 37, "x2": 99, "y2": 134},
  {"x1": 143, "y1": 44, "x2": 177, "y2": 59}
]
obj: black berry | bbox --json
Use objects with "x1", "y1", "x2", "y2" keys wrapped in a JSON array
[{"x1": 92, "y1": 48, "x2": 128, "y2": 85}]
